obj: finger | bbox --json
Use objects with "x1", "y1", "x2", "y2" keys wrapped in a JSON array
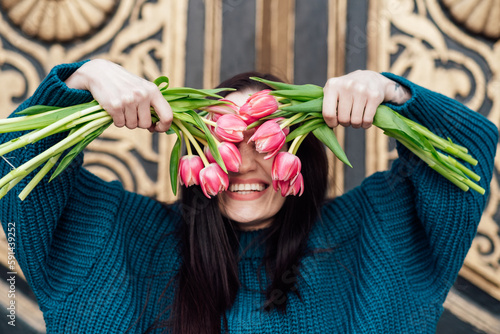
[
  {"x1": 362, "y1": 96, "x2": 381, "y2": 129},
  {"x1": 362, "y1": 90, "x2": 384, "y2": 128},
  {"x1": 322, "y1": 81, "x2": 339, "y2": 128},
  {"x1": 107, "y1": 99, "x2": 126, "y2": 128},
  {"x1": 137, "y1": 98, "x2": 153, "y2": 129},
  {"x1": 151, "y1": 93, "x2": 173, "y2": 132},
  {"x1": 123, "y1": 96, "x2": 139, "y2": 129},
  {"x1": 350, "y1": 95, "x2": 367, "y2": 129},
  {"x1": 337, "y1": 93, "x2": 353, "y2": 127}
]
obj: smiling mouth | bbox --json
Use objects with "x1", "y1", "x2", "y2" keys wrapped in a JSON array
[{"x1": 228, "y1": 183, "x2": 268, "y2": 194}]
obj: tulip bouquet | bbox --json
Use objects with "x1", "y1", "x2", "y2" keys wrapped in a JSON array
[
  {"x1": 173, "y1": 77, "x2": 483, "y2": 198},
  {"x1": 0, "y1": 76, "x2": 484, "y2": 201},
  {"x1": 0, "y1": 77, "x2": 235, "y2": 200}
]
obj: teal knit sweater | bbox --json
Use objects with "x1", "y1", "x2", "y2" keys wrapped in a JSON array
[{"x1": 0, "y1": 62, "x2": 497, "y2": 333}]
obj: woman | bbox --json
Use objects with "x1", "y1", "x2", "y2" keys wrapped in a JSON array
[{"x1": 0, "y1": 59, "x2": 497, "y2": 333}]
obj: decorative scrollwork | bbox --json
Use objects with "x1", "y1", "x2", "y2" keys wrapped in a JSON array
[
  {"x1": 0, "y1": 0, "x2": 118, "y2": 42},
  {"x1": 442, "y1": 0, "x2": 500, "y2": 39},
  {"x1": 368, "y1": 0, "x2": 500, "y2": 302}
]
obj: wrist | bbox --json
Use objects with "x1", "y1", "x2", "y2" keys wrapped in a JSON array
[
  {"x1": 65, "y1": 66, "x2": 89, "y2": 91},
  {"x1": 384, "y1": 79, "x2": 411, "y2": 105},
  {"x1": 64, "y1": 59, "x2": 106, "y2": 91}
]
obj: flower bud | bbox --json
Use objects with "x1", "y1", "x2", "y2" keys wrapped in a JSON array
[
  {"x1": 179, "y1": 155, "x2": 204, "y2": 187},
  {"x1": 215, "y1": 114, "x2": 247, "y2": 143},
  {"x1": 282, "y1": 173, "x2": 304, "y2": 197},
  {"x1": 271, "y1": 152, "x2": 301, "y2": 191},
  {"x1": 204, "y1": 142, "x2": 242, "y2": 173},
  {"x1": 248, "y1": 119, "x2": 287, "y2": 160},
  {"x1": 199, "y1": 163, "x2": 229, "y2": 198},
  {"x1": 239, "y1": 90, "x2": 278, "y2": 123}
]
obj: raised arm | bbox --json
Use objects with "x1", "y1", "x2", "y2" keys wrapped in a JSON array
[
  {"x1": 0, "y1": 60, "x2": 173, "y2": 307},
  {"x1": 321, "y1": 70, "x2": 498, "y2": 301},
  {"x1": 372, "y1": 73, "x2": 497, "y2": 296}
]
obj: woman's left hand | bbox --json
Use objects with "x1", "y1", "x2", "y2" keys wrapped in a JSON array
[{"x1": 322, "y1": 70, "x2": 411, "y2": 129}]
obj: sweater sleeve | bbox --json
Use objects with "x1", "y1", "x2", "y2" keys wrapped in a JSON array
[
  {"x1": 361, "y1": 73, "x2": 498, "y2": 301},
  {"x1": 0, "y1": 62, "x2": 123, "y2": 309}
]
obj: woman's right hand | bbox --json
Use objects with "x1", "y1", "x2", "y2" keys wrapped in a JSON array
[{"x1": 65, "y1": 59, "x2": 172, "y2": 132}]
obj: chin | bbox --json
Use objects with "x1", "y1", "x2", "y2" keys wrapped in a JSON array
[{"x1": 218, "y1": 192, "x2": 285, "y2": 228}]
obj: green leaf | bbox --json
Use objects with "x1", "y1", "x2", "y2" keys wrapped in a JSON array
[
  {"x1": 154, "y1": 76, "x2": 169, "y2": 89},
  {"x1": 270, "y1": 89, "x2": 322, "y2": 101},
  {"x1": 250, "y1": 77, "x2": 301, "y2": 90},
  {"x1": 183, "y1": 122, "x2": 207, "y2": 141},
  {"x1": 173, "y1": 111, "x2": 196, "y2": 124},
  {"x1": 2, "y1": 101, "x2": 101, "y2": 132},
  {"x1": 163, "y1": 87, "x2": 234, "y2": 99},
  {"x1": 169, "y1": 124, "x2": 182, "y2": 196},
  {"x1": 250, "y1": 77, "x2": 323, "y2": 95},
  {"x1": 169, "y1": 99, "x2": 227, "y2": 112},
  {"x1": 312, "y1": 124, "x2": 352, "y2": 168},
  {"x1": 49, "y1": 122, "x2": 111, "y2": 181},
  {"x1": 373, "y1": 105, "x2": 428, "y2": 151},
  {"x1": 185, "y1": 110, "x2": 227, "y2": 173},
  {"x1": 286, "y1": 118, "x2": 324, "y2": 141},
  {"x1": 260, "y1": 110, "x2": 295, "y2": 120},
  {"x1": 15, "y1": 105, "x2": 60, "y2": 116},
  {"x1": 280, "y1": 98, "x2": 323, "y2": 113}
]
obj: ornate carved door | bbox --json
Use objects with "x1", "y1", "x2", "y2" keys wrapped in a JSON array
[{"x1": 0, "y1": 1, "x2": 498, "y2": 332}]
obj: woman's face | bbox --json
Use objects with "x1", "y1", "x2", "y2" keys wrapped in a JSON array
[{"x1": 217, "y1": 89, "x2": 287, "y2": 230}]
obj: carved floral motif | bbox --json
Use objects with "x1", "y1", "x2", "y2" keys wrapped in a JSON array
[
  {"x1": 0, "y1": 0, "x2": 118, "y2": 42},
  {"x1": 442, "y1": 0, "x2": 500, "y2": 39}
]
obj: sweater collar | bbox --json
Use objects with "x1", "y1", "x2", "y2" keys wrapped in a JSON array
[{"x1": 237, "y1": 227, "x2": 268, "y2": 259}]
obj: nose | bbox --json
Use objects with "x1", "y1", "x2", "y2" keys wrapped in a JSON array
[{"x1": 237, "y1": 140, "x2": 258, "y2": 174}]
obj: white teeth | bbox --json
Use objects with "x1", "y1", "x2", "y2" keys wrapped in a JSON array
[{"x1": 229, "y1": 183, "x2": 266, "y2": 193}]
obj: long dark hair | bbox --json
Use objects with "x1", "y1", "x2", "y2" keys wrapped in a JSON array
[{"x1": 148, "y1": 72, "x2": 328, "y2": 334}]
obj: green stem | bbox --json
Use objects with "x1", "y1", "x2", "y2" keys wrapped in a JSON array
[
  {"x1": 246, "y1": 120, "x2": 265, "y2": 130},
  {"x1": 396, "y1": 136, "x2": 484, "y2": 194},
  {"x1": 0, "y1": 153, "x2": 49, "y2": 200},
  {"x1": 18, "y1": 153, "x2": 62, "y2": 201},
  {"x1": 280, "y1": 113, "x2": 304, "y2": 129},
  {"x1": 288, "y1": 134, "x2": 308, "y2": 155},
  {"x1": 0, "y1": 117, "x2": 109, "y2": 190},
  {"x1": 402, "y1": 116, "x2": 468, "y2": 153},
  {"x1": 194, "y1": 136, "x2": 209, "y2": 147},
  {"x1": 201, "y1": 117, "x2": 217, "y2": 127},
  {"x1": 183, "y1": 123, "x2": 207, "y2": 140},
  {"x1": 65, "y1": 111, "x2": 111, "y2": 128},
  {"x1": 173, "y1": 119, "x2": 209, "y2": 166},
  {"x1": 437, "y1": 152, "x2": 480, "y2": 182},
  {"x1": 279, "y1": 103, "x2": 292, "y2": 109},
  {"x1": 184, "y1": 132, "x2": 193, "y2": 156},
  {"x1": 0, "y1": 105, "x2": 102, "y2": 157},
  {"x1": 0, "y1": 101, "x2": 100, "y2": 132},
  {"x1": 0, "y1": 105, "x2": 81, "y2": 125},
  {"x1": 427, "y1": 137, "x2": 477, "y2": 166}
]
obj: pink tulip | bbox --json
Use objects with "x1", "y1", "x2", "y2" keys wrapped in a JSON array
[
  {"x1": 281, "y1": 173, "x2": 304, "y2": 197},
  {"x1": 271, "y1": 152, "x2": 301, "y2": 192},
  {"x1": 248, "y1": 119, "x2": 287, "y2": 160},
  {"x1": 239, "y1": 90, "x2": 279, "y2": 123},
  {"x1": 204, "y1": 142, "x2": 242, "y2": 173},
  {"x1": 179, "y1": 155, "x2": 204, "y2": 187},
  {"x1": 204, "y1": 99, "x2": 240, "y2": 123},
  {"x1": 199, "y1": 163, "x2": 229, "y2": 198},
  {"x1": 215, "y1": 114, "x2": 247, "y2": 143}
]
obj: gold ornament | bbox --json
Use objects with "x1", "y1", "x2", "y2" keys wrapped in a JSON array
[
  {"x1": 1, "y1": 0, "x2": 118, "y2": 42},
  {"x1": 442, "y1": 0, "x2": 500, "y2": 39}
]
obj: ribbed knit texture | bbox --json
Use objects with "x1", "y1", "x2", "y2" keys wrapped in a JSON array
[{"x1": 0, "y1": 63, "x2": 497, "y2": 333}]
